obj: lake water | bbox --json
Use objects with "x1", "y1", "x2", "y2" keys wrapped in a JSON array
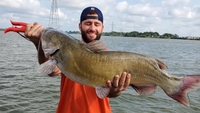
[{"x1": 0, "y1": 31, "x2": 200, "y2": 113}]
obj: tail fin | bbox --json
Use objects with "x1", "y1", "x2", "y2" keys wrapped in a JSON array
[{"x1": 167, "y1": 75, "x2": 200, "y2": 107}]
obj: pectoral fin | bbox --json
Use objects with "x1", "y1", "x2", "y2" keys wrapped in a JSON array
[
  {"x1": 38, "y1": 59, "x2": 57, "y2": 75},
  {"x1": 86, "y1": 40, "x2": 108, "y2": 52},
  {"x1": 156, "y1": 59, "x2": 167, "y2": 70},
  {"x1": 95, "y1": 86, "x2": 110, "y2": 99}
]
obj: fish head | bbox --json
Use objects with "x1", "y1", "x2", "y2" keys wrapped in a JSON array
[{"x1": 40, "y1": 28, "x2": 62, "y2": 58}]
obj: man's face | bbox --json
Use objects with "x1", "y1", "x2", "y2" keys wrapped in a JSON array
[{"x1": 79, "y1": 14, "x2": 104, "y2": 43}]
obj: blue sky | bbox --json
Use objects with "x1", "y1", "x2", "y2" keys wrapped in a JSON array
[{"x1": 0, "y1": 0, "x2": 200, "y2": 36}]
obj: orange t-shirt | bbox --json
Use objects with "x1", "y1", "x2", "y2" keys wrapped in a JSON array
[{"x1": 56, "y1": 73, "x2": 112, "y2": 113}]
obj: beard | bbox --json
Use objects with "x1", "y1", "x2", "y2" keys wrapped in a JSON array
[{"x1": 81, "y1": 29, "x2": 102, "y2": 43}]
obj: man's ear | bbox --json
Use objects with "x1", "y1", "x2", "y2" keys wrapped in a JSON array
[
  {"x1": 101, "y1": 24, "x2": 104, "y2": 32},
  {"x1": 78, "y1": 23, "x2": 81, "y2": 31}
]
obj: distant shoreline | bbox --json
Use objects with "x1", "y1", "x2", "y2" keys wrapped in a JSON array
[
  {"x1": 1, "y1": 28, "x2": 199, "y2": 40},
  {"x1": 0, "y1": 28, "x2": 4, "y2": 31}
]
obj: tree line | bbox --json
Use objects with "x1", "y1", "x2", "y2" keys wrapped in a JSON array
[
  {"x1": 103, "y1": 31, "x2": 179, "y2": 39},
  {"x1": 66, "y1": 30, "x2": 180, "y2": 39}
]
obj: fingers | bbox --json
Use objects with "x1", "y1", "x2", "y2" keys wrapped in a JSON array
[
  {"x1": 106, "y1": 72, "x2": 131, "y2": 97},
  {"x1": 25, "y1": 23, "x2": 45, "y2": 38},
  {"x1": 24, "y1": 22, "x2": 45, "y2": 44},
  {"x1": 122, "y1": 72, "x2": 131, "y2": 89},
  {"x1": 24, "y1": 23, "x2": 34, "y2": 36},
  {"x1": 108, "y1": 72, "x2": 131, "y2": 90},
  {"x1": 112, "y1": 75, "x2": 119, "y2": 88},
  {"x1": 117, "y1": 72, "x2": 131, "y2": 90},
  {"x1": 118, "y1": 72, "x2": 126, "y2": 88},
  {"x1": 106, "y1": 80, "x2": 112, "y2": 88},
  {"x1": 33, "y1": 22, "x2": 38, "y2": 25}
]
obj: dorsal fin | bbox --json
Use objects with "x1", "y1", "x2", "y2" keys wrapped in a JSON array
[
  {"x1": 86, "y1": 40, "x2": 108, "y2": 52},
  {"x1": 156, "y1": 59, "x2": 167, "y2": 70}
]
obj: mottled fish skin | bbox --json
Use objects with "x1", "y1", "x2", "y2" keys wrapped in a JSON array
[{"x1": 40, "y1": 28, "x2": 200, "y2": 107}]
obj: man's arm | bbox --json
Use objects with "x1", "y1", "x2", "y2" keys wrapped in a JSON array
[
  {"x1": 107, "y1": 72, "x2": 131, "y2": 98},
  {"x1": 24, "y1": 22, "x2": 61, "y2": 76}
]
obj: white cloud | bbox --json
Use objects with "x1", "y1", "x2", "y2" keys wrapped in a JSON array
[
  {"x1": 167, "y1": 7, "x2": 196, "y2": 19},
  {"x1": 127, "y1": 4, "x2": 159, "y2": 17},
  {"x1": 58, "y1": 9, "x2": 68, "y2": 20},
  {"x1": 59, "y1": 0, "x2": 115, "y2": 12},
  {"x1": 116, "y1": 1, "x2": 128, "y2": 12},
  {"x1": 0, "y1": 0, "x2": 40, "y2": 9},
  {"x1": 162, "y1": 0, "x2": 190, "y2": 7}
]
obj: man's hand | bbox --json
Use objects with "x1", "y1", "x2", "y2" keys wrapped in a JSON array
[
  {"x1": 24, "y1": 22, "x2": 45, "y2": 46},
  {"x1": 106, "y1": 72, "x2": 131, "y2": 97}
]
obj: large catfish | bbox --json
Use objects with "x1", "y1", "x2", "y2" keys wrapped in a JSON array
[{"x1": 39, "y1": 28, "x2": 200, "y2": 107}]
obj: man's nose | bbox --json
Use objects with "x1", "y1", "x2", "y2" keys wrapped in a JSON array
[{"x1": 89, "y1": 24, "x2": 96, "y2": 31}]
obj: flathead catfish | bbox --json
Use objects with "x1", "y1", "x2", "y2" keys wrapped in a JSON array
[{"x1": 39, "y1": 28, "x2": 200, "y2": 107}]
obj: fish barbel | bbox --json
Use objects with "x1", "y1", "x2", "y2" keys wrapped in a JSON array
[{"x1": 39, "y1": 28, "x2": 200, "y2": 107}]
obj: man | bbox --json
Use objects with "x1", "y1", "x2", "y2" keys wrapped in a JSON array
[{"x1": 24, "y1": 6, "x2": 131, "y2": 113}]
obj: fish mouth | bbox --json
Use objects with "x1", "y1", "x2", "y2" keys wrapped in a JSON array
[{"x1": 50, "y1": 49, "x2": 60, "y2": 57}]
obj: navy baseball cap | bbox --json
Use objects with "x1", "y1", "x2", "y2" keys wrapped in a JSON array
[{"x1": 80, "y1": 6, "x2": 103, "y2": 23}]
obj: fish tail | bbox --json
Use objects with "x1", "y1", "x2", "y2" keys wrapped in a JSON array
[{"x1": 166, "y1": 75, "x2": 200, "y2": 107}]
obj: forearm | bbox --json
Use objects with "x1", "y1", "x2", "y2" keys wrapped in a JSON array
[{"x1": 34, "y1": 42, "x2": 48, "y2": 65}]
